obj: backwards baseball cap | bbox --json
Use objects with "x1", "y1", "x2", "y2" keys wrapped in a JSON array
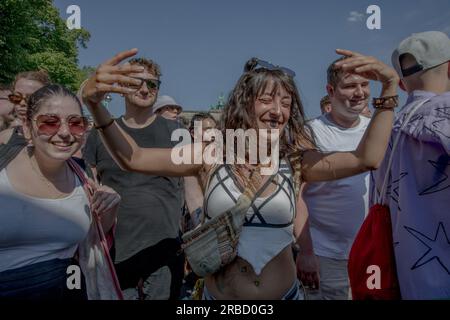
[
  {"x1": 153, "y1": 95, "x2": 182, "y2": 113},
  {"x1": 391, "y1": 31, "x2": 450, "y2": 78}
]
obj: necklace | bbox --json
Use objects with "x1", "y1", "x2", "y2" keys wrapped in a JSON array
[{"x1": 29, "y1": 155, "x2": 70, "y2": 198}]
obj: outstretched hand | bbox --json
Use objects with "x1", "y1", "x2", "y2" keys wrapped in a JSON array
[
  {"x1": 82, "y1": 48, "x2": 144, "y2": 106},
  {"x1": 334, "y1": 49, "x2": 399, "y2": 86}
]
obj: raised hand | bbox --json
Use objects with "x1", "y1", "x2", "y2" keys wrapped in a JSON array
[
  {"x1": 82, "y1": 48, "x2": 144, "y2": 106},
  {"x1": 334, "y1": 49, "x2": 399, "y2": 88}
]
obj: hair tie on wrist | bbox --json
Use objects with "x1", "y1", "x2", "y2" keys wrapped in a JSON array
[{"x1": 94, "y1": 118, "x2": 114, "y2": 131}]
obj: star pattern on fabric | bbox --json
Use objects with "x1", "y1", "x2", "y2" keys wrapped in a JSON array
[
  {"x1": 404, "y1": 222, "x2": 450, "y2": 275},
  {"x1": 386, "y1": 172, "x2": 408, "y2": 211},
  {"x1": 419, "y1": 155, "x2": 450, "y2": 196},
  {"x1": 424, "y1": 107, "x2": 450, "y2": 140}
]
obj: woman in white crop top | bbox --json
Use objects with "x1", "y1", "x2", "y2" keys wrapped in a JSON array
[
  {"x1": 0, "y1": 84, "x2": 120, "y2": 300},
  {"x1": 82, "y1": 48, "x2": 399, "y2": 299}
]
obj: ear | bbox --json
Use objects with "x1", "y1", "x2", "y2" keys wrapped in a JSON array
[
  {"x1": 399, "y1": 79, "x2": 407, "y2": 92},
  {"x1": 326, "y1": 84, "x2": 334, "y2": 97}
]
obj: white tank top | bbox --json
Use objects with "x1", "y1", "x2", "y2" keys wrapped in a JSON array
[
  {"x1": 204, "y1": 160, "x2": 296, "y2": 275},
  {"x1": 0, "y1": 168, "x2": 91, "y2": 272}
]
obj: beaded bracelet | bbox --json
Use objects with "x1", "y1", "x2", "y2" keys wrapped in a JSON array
[{"x1": 372, "y1": 95, "x2": 399, "y2": 109}]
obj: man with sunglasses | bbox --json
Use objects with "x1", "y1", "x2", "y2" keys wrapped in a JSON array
[{"x1": 83, "y1": 57, "x2": 185, "y2": 300}]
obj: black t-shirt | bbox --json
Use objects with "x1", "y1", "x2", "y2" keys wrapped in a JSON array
[{"x1": 83, "y1": 116, "x2": 183, "y2": 263}]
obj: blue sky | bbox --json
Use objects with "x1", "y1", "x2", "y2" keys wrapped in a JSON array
[{"x1": 54, "y1": 0, "x2": 450, "y2": 119}]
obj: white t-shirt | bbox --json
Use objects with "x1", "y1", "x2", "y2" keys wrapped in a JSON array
[
  {"x1": 0, "y1": 168, "x2": 91, "y2": 272},
  {"x1": 303, "y1": 114, "x2": 370, "y2": 259}
]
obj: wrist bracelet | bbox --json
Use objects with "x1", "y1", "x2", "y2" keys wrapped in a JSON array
[
  {"x1": 372, "y1": 95, "x2": 399, "y2": 109},
  {"x1": 94, "y1": 118, "x2": 114, "y2": 131}
]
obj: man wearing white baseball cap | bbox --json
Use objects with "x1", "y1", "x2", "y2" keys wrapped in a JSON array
[
  {"x1": 370, "y1": 31, "x2": 450, "y2": 299},
  {"x1": 153, "y1": 95, "x2": 183, "y2": 121}
]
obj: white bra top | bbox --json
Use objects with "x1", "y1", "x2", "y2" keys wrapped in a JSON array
[{"x1": 204, "y1": 160, "x2": 296, "y2": 275}]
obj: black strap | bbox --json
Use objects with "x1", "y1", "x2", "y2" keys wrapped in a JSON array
[{"x1": 246, "y1": 171, "x2": 277, "y2": 206}]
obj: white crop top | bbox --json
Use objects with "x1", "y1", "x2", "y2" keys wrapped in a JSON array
[
  {"x1": 204, "y1": 160, "x2": 296, "y2": 275},
  {"x1": 0, "y1": 168, "x2": 91, "y2": 272}
]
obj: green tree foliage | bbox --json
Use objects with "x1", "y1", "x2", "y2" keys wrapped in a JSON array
[{"x1": 0, "y1": 0, "x2": 90, "y2": 91}]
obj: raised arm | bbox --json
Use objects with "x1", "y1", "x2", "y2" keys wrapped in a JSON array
[
  {"x1": 81, "y1": 49, "x2": 202, "y2": 177},
  {"x1": 302, "y1": 49, "x2": 399, "y2": 183}
]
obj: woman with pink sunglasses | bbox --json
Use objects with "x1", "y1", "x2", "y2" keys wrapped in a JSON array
[{"x1": 0, "y1": 84, "x2": 121, "y2": 299}]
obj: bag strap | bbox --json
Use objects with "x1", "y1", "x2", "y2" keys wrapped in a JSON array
[
  {"x1": 67, "y1": 158, "x2": 124, "y2": 300},
  {"x1": 378, "y1": 98, "x2": 430, "y2": 204},
  {"x1": 200, "y1": 164, "x2": 276, "y2": 226},
  {"x1": 226, "y1": 166, "x2": 277, "y2": 226}
]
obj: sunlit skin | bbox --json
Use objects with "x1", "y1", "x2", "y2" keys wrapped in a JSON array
[
  {"x1": 5, "y1": 93, "x2": 119, "y2": 246},
  {"x1": 22, "y1": 96, "x2": 84, "y2": 163},
  {"x1": 254, "y1": 83, "x2": 291, "y2": 132},
  {"x1": 361, "y1": 104, "x2": 372, "y2": 118},
  {"x1": 327, "y1": 73, "x2": 370, "y2": 128},
  {"x1": 82, "y1": 48, "x2": 399, "y2": 299},
  {"x1": 125, "y1": 69, "x2": 159, "y2": 109}
]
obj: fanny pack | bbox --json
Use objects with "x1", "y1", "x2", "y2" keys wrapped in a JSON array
[{"x1": 181, "y1": 166, "x2": 275, "y2": 277}]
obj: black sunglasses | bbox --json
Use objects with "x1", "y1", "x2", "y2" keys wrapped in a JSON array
[
  {"x1": 129, "y1": 77, "x2": 161, "y2": 90},
  {"x1": 252, "y1": 58, "x2": 296, "y2": 78}
]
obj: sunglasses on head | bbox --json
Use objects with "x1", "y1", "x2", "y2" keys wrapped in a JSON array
[
  {"x1": 128, "y1": 77, "x2": 161, "y2": 91},
  {"x1": 8, "y1": 92, "x2": 31, "y2": 104},
  {"x1": 32, "y1": 114, "x2": 88, "y2": 137},
  {"x1": 251, "y1": 59, "x2": 296, "y2": 78}
]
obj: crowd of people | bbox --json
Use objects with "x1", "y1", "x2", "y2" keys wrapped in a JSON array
[{"x1": 0, "y1": 30, "x2": 449, "y2": 300}]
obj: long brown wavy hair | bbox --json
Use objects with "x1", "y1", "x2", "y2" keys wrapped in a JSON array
[{"x1": 221, "y1": 58, "x2": 317, "y2": 193}]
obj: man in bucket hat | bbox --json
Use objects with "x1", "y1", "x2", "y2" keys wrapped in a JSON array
[{"x1": 153, "y1": 95, "x2": 183, "y2": 121}]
